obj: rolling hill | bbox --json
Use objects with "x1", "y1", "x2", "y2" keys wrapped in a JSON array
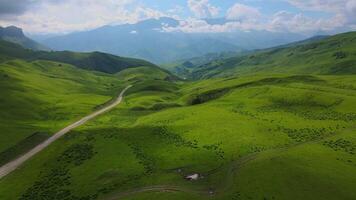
[
  {"x1": 0, "y1": 39, "x2": 157, "y2": 74},
  {"x1": 1, "y1": 72, "x2": 355, "y2": 200},
  {"x1": 0, "y1": 38, "x2": 174, "y2": 168},
  {"x1": 175, "y1": 31, "x2": 356, "y2": 79},
  {"x1": 0, "y1": 29, "x2": 355, "y2": 200}
]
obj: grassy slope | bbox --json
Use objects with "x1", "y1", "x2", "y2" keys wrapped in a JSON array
[
  {"x1": 0, "y1": 59, "x2": 126, "y2": 156},
  {"x1": 160, "y1": 52, "x2": 238, "y2": 79},
  {"x1": 0, "y1": 40, "x2": 172, "y2": 162},
  {"x1": 0, "y1": 39, "x2": 157, "y2": 74},
  {"x1": 190, "y1": 32, "x2": 356, "y2": 79},
  {"x1": 1, "y1": 72, "x2": 355, "y2": 200},
  {"x1": 0, "y1": 33, "x2": 355, "y2": 200}
]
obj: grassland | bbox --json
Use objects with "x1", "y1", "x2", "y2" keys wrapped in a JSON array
[
  {"x1": 181, "y1": 32, "x2": 356, "y2": 79},
  {"x1": 0, "y1": 59, "x2": 126, "y2": 163},
  {"x1": 0, "y1": 32, "x2": 356, "y2": 200},
  {"x1": 1, "y1": 72, "x2": 355, "y2": 200}
]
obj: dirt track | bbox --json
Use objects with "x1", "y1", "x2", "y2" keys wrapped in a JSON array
[{"x1": 0, "y1": 85, "x2": 132, "y2": 179}]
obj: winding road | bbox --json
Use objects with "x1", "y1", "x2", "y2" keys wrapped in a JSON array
[{"x1": 0, "y1": 85, "x2": 132, "y2": 179}]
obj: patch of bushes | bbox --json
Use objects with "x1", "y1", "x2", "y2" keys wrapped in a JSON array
[
  {"x1": 266, "y1": 103, "x2": 356, "y2": 122},
  {"x1": 248, "y1": 146, "x2": 267, "y2": 153},
  {"x1": 128, "y1": 143, "x2": 155, "y2": 174},
  {"x1": 333, "y1": 51, "x2": 347, "y2": 59},
  {"x1": 269, "y1": 95, "x2": 339, "y2": 109},
  {"x1": 297, "y1": 110, "x2": 356, "y2": 122},
  {"x1": 188, "y1": 88, "x2": 229, "y2": 105},
  {"x1": 155, "y1": 127, "x2": 198, "y2": 148},
  {"x1": 20, "y1": 143, "x2": 96, "y2": 200},
  {"x1": 203, "y1": 143, "x2": 225, "y2": 159},
  {"x1": 57, "y1": 143, "x2": 96, "y2": 166},
  {"x1": 323, "y1": 139, "x2": 355, "y2": 155},
  {"x1": 277, "y1": 126, "x2": 336, "y2": 142}
]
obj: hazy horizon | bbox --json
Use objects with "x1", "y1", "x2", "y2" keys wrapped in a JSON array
[{"x1": 0, "y1": 0, "x2": 355, "y2": 36}]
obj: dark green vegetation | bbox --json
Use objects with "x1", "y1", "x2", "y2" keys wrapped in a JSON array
[
  {"x1": 161, "y1": 51, "x2": 238, "y2": 79},
  {"x1": 0, "y1": 39, "x2": 156, "y2": 73},
  {"x1": 166, "y1": 32, "x2": 356, "y2": 79},
  {"x1": 0, "y1": 132, "x2": 49, "y2": 166},
  {"x1": 0, "y1": 31, "x2": 356, "y2": 200}
]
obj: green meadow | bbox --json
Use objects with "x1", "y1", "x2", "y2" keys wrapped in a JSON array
[
  {"x1": 0, "y1": 59, "x2": 125, "y2": 163},
  {"x1": 1, "y1": 72, "x2": 356, "y2": 200},
  {"x1": 0, "y1": 32, "x2": 356, "y2": 200}
]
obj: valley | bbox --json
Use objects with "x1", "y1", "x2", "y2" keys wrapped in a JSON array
[{"x1": 0, "y1": 26, "x2": 355, "y2": 200}]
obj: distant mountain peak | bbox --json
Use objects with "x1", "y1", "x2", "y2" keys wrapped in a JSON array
[
  {"x1": 132, "y1": 17, "x2": 179, "y2": 29},
  {"x1": 0, "y1": 26, "x2": 25, "y2": 38},
  {"x1": 0, "y1": 25, "x2": 49, "y2": 51}
]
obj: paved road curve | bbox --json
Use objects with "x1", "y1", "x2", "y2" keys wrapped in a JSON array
[{"x1": 0, "y1": 85, "x2": 132, "y2": 179}]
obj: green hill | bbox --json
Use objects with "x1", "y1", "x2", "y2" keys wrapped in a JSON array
[
  {"x1": 188, "y1": 31, "x2": 356, "y2": 79},
  {"x1": 1, "y1": 72, "x2": 355, "y2": 200},
  {"x1": 0, "y1": 39, "x2": 174, "y2": 167},
  {"x1": 161, "y1": 51, "x2": 238, "y2": 79},
  {"x1": 0, "y1": 39, "x2": 157, "y2": 74},
  {"x1": 0, "y1": 31, "x2": 355, "y2": 200}
]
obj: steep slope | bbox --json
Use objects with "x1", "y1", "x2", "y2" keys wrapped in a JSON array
[
  {"x1": 0, "y1": 26, "x2": 49, "y2": 51},
  {"x1": 0, "y1": 39, "x2": 157, "y2": 74},
  {"x1": 190, "y1": 31, "x2": 356, "y2": 79}
]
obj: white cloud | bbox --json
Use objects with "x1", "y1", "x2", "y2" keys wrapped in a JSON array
[
  {"x1": 286, "y1": 0, "x2": 356, "y2": 26},
  {"x1": 226, "y1": 3, "x2": 261, "y2": 22},
  {"x1": 287, "y1": 0, "x2": 347, "y2": 12},
  {"x1": 187, "y1": 0, "x2": 219, "y2": 18},
  {"x1": 0, "y1": 0, "x2": 166, "y2": 33},
  {"x1": 0, "y1": 0, "x2": 354, "y2": 35},
  {"x1": 164, "y1": 1, "x2": 355, "y2": 34},
  {"x1": 267, "y1": 11, "x2": 345, "y2": 33},
  {"x1": 162, "y1": 18, "x2": 264, "y2": 33},
  {"x1": 346, "y1": 0, "x2": 356, "y2": 23}
]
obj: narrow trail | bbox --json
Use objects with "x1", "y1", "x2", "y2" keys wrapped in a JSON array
[{"x1": 0, "y1": 85, "x2": 132, "y2": 179}]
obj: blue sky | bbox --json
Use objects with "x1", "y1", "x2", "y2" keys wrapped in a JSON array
[{"x1": 0, "y1": 0, "x2": 355, "y2": 34}]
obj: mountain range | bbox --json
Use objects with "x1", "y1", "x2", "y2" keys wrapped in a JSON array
[{"x1": 39, "y1": 17, "x2": 307, "y2": 63}]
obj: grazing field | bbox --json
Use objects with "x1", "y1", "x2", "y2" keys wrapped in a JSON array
[
  {"x1": 180, "y1": 32, "x2": 356, "y2": 79},
  {"x1": 0, "y1": 32, "x2": 356, "y2": 200},
  {"x1": 1, "y1": 72, "x2": 355, "y2": 200},
  {"x1": 0, "y1": 59, "x2": 125, "y2": 161}
]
